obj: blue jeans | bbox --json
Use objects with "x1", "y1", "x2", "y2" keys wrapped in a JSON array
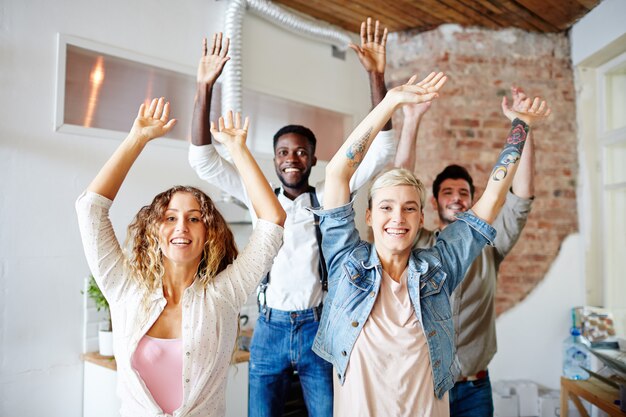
[
  {"x1": 248, "y1": 307, "x2": 333, "y2": 417},
  {"x1": 449, "y1": 373, "x2": 494, "y2": 417}
]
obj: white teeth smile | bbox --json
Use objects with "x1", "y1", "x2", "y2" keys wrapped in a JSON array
[
  {"x1": 171, "y1": 238, "x2": 191, "y2": 244},
  {"x1": 448, "y1": 204, "x2": 463, "y2": 210},
  {"x1": 284, "y1": 168, "x2": 300, "y2": 173},
  {"x1": 386, "y1": 228, "x2": 408, "y2": 235}
]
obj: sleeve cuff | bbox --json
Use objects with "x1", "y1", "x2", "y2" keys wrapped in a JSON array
[
  {"x1": 76, "y1": 190, "x2": 113, "y2": 210},
  {"x1": 188, "y1": 143, "x2": 216, "y2": 159},
  {"x1": 254, "y1": 218, "x2": 285, "y2": 235},
  {"x1": 308, "y1": 198, "x2": 356, "y2": 219},
  {"x1": 506, "y1": 190, "x2": 534, "y2": 209},
  {"x1": 455, "y1": 211, "x2": 497, "y2": 245}
]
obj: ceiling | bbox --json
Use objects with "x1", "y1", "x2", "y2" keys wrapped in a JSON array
[{"x1": 272, "y1": 0, "x2": 600, "y2": 34}]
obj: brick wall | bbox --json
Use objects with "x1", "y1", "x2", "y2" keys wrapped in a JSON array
[{"x1": 386, "y1": 25, "x2": 578, "y2": 315}]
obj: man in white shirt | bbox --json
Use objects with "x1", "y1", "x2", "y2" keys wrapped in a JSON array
[{"x1": 189, "y1": 24, "x2": 396, "y2": 416}]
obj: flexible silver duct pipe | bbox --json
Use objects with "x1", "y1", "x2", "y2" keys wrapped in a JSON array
[
  {"x1": 222, "y1": 0, "x2": 247, "y2": 117},
  {"x1": 222, "y1": 0, "x2": 351, "y2": 115}
]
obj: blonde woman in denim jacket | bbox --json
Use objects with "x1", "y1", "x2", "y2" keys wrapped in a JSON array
[{"x1": 311, "y1": 72, "x2": 551, "y2": 416}]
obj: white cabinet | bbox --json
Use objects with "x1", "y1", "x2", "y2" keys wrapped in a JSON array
[
  {"x1": 83, "y1": 361, "x2": 121, "y2": 417},
  {"x1": 83, "y1": 359, "x2": 248, "y2": 417}
]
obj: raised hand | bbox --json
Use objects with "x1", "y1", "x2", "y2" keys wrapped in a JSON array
[
  {"x1": 197, "y1": 32, "x2": 230, "y2": 85},
  {"x1": 511, "y1": 86, "x2": 527, "y2": 109},
  {"x1": 501, "y1": 87, "x2": 551, "y2": 126},
  {"x1": 402, "y1": 101, "x2": 432, "y2": 120},
  {"x1": 130, "y1": 97, "x2": 177, "y2": 142},
  {"x1": 210, "y1": 111, "x2": 249, "y2": 148},
  {"x1": 388, "y1": 72, "x2": 448, "y2": 106},
  {"x1": 86, "y1": 98, "x2": 176, "y2": 200},
  {"x1": 349, "y1": 17, "x2": 388, "y2": 74}
]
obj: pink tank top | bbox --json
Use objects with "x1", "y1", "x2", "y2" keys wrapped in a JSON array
[{"x1": 131, "y1": 335, "x2": 183, "y2": 414}]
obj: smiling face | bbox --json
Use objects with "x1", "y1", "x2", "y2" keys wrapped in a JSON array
[
  {"x1": 367, "y1": 185, "x2": 424, "y2": 261},
  {"x1": 433, "y1": 178, "x2": 473, "y2": 227},
  {"x1": 158, "y1": 192, "x2": 207, "y2": 267},
  {"x1": 273, "y1": 133, "x2": 317, "y2": 195}
]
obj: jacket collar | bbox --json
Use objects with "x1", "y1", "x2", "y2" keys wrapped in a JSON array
[
  {"x1": 363, "y1": 245, "x2": 429, "y2": 277},
  {"x1": 363, "y1": 244, "x2": 380, "y2": 270},
  {"x1": 408, "y1": 253, "x2": 429, "y2": 279}
]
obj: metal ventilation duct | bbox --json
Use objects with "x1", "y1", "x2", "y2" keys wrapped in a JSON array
[{"x1": 222, "y1": 0, "x2": 351, "y2": 115}]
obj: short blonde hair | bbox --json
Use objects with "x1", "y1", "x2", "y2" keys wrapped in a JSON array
[{"x1": 368, "y1": 168, "x2": 426, "y2": 209}]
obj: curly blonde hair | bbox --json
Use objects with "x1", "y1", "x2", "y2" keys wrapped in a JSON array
[{"x1": 125, "y1": 186, "x2": 238, "y2": 292}]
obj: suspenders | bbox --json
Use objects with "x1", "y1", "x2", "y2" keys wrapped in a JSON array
[{"x1": 257, "y1": 187, "x2": 328, "y2": 314}]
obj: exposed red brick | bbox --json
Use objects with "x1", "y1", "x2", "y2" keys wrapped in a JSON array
[
  {"x1": 387, "y1": 26, "x2": 578, "y2": 317},
  {"x1": 483, "y1": 119, "x2": 510, "y2": 129},
  {"x1": 450, "y1": 118, "x2": 480, "y2": 128}
]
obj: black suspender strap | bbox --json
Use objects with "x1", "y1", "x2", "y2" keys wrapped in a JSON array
[
  {"x1": 308, "y1": 189, "x2": 328, "y2": 292},
  {"x1": 257, "y1": 187, "x2": 328, "y2": 313}
]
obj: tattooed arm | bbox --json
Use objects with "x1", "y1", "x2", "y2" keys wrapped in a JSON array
[
  {"x1": 471, "y1": 95, "x2": 550, "y2": 224},
  {"x1": 324, "y1": 72, "x2": 447, "y2": 209},
  {"x1": 505, "y1": 87, "x2": 535, "y2": 199},
  {"x1": 349, "y1": 17, "x2": 391, "y2": 130}
]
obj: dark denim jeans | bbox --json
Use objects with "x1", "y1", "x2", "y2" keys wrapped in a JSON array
[
  {"x1": 248, "y1": 307, "x2": 333, "y2": 417},
  {"x1": 449, "y1": 373, "x2": 494, "y2": 417}
]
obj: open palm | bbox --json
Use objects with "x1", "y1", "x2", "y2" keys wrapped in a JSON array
[
  {"x1": 349, "y1": 18, "x2": 387, "y2": 73},
  {"x1": 197, "y1": 33, "x2": 230, "y2": 85},
  {"x1": 130, "y1": 98, "x2": 176, "y2": 141},
  {"x1": 501, "y1": 88, "x2": 551, "y2": 126},
  {"x1": 210, "y1": 111, "x2": 249, "y2": 147},
  {"x1": 389, "y1": 72, "x2": 448, "y2": 105}
]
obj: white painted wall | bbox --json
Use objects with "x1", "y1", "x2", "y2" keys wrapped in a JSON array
[
  {"x1": 0, "y1": 1, "x2": 371, "y2": 415},
  {"x1": 490, "y1": 0, "x2": 626, "y2": 391},
  {"x1": 570, "y1": 0, "x2": 626, "y2": 66},
  {"x1": 490, "y1": 235, "x2": 586, "y2": 389}
]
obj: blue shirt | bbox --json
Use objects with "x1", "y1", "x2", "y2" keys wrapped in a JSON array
[{"x1": 310, "y1": 200, "x2": 496, "y2": 398}]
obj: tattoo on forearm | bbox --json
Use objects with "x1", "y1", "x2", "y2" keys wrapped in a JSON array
[
  {"x1": 346, "y1": 127, "x2": 373, "y2": 168},
  {"x1": 491, "y1": 118, "x2": 529, "y2": 181}
]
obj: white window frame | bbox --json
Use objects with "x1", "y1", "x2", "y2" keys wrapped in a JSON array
[
  {"x1": 54, "y1": 33, "x2": 196, "y2": 148},
  {"x1": 596, "y1": 50, "x2": 626, "y2": 311}
]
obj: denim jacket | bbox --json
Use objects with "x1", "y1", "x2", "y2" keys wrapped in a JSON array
[{"x1": 310, "y1": 201, "x2": 496, "y2": 399}]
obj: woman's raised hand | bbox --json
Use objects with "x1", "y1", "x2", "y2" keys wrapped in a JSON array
[
  {"x1": 130, "y1": 97, "x2": 177, "y2": 142},
  {"x1": 210, "y1": 111, "x2": 250, "y2": 148},
  {"x1": 86, "y1": 98, "x2": 176, "y2": 200},
  {"x1": 387, "y1": 72, "x2": 448, "y2": 106},
  {"x1": 501, "y1": 89, "x2": 551, "y2": 127}
]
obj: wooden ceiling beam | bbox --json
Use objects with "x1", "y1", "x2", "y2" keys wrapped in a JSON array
[
  {"x1": 496, "y1": 0, "x2": 561, "y2": 32},
  {"x1": 269, "y1": 0, "x2": 596, "y2": 35},
  {"x1": 573, "y1": 0, "x2": 600, "y2": 9},
  {"x1": 347, "y1": 0, "x2": 420, "y2": 32},
  {"x1": 470, "y1": 0, "x2": 507, "y2": 15},
  {"x1": 512, "y1": 0, "x2": 590, "y2": 30},
  {"x1": 403, "y1": 0, "x2": 477, "y2": 27},
  {"x1": 274, "y1": 0, "x2": 364, "y2": 32},
  {"x1": 462, "y1": 0, "x2": 541, "y2": 31},
  {"x1": 393, "y1": 0, "x2": 450, "y2": 28},
  {"x1": 438, "y1": 0, "x2": 509, "y2": 29}
]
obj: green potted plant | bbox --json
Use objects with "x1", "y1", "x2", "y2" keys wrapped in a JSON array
[{"x1": 85, "y1": 275, "x2": 113, "y2": 356}]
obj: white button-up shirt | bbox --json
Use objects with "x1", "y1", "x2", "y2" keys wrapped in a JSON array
[
  {"x1": 188, "y1": 129, "x2": 396, "y2": 311},
  {"x1": 76, "y1": 191, "x2": 283, "y2": 417}
]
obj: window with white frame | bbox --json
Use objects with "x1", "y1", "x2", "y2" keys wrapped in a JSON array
[{"x1": 597, "y1": 51, "x2": 626, "y2": 333}]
